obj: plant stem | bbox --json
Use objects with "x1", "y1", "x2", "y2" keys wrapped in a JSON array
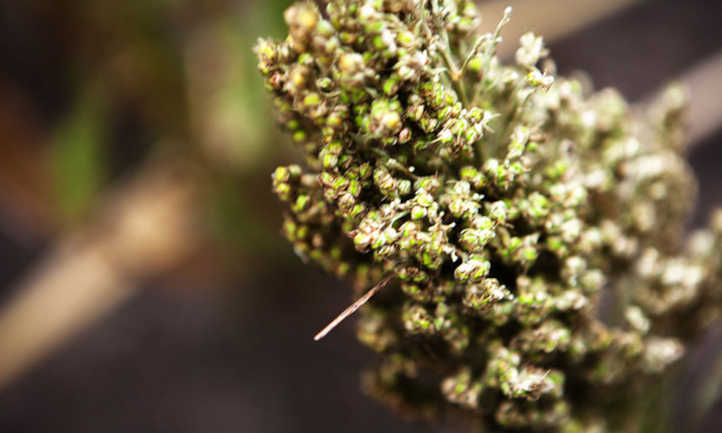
[{"x1": 428, "y1": 0, "x2": 468, "y2": 107}]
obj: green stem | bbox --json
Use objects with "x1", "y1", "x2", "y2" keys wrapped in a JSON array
[
  {"x1": 429, "y1": 0, "x2": 468, "y2": 107},
  {"x1": 485, "y1": 6, "x2": 512, "y2": 60},
  {"x1": 460, "y1": 33, "x2": 488, "y2": 73}
]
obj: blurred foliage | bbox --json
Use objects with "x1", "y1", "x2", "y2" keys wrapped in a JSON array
[
  {"x1": 51, "y1": 87, "x2": 108, "y2": 222},
  {"x1": 203, "y1": 0, "x2": 292, "y2": 171},
  {"x1": 42, "y1": 0, "x2": 293, "y2": 254}
]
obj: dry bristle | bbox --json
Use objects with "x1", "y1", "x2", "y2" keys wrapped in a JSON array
[{"x1": 313, "y1": 276, "x2": 393, "y2": 341}]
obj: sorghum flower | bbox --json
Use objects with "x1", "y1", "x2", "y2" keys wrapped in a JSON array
[{"x1": 257, "y1": 1, "x2": 722, "y2": 431}]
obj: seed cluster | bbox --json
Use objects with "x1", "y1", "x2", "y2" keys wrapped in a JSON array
[{"x1": 256, "y1": 1, "x2": 722, "y2": 431}]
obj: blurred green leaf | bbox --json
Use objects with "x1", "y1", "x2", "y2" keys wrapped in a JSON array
[{"x1": 51, "y1": 88, "x2": 107, "y2": 222}]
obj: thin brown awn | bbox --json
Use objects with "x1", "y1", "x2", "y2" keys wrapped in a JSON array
[{"x1": 313, "y1": 275, "x2": 393, "y2": 341}]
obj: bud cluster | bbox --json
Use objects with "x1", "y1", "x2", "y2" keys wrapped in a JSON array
[{"x1": 257, "y1": 1, "x2": 722, "y2": 431}]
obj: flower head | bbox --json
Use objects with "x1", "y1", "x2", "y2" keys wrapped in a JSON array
[{"x1": 257, "y1": 1, "x2": 722, "y2": 431}]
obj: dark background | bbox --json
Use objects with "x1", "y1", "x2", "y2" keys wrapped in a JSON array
[{"x1": 0, "y1": 1, "x2": 721, "y2": 432}]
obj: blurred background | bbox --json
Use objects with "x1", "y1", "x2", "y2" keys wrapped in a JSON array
[{"x1": 0, "y1": 0, "x2": 720, "y2": 432}]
